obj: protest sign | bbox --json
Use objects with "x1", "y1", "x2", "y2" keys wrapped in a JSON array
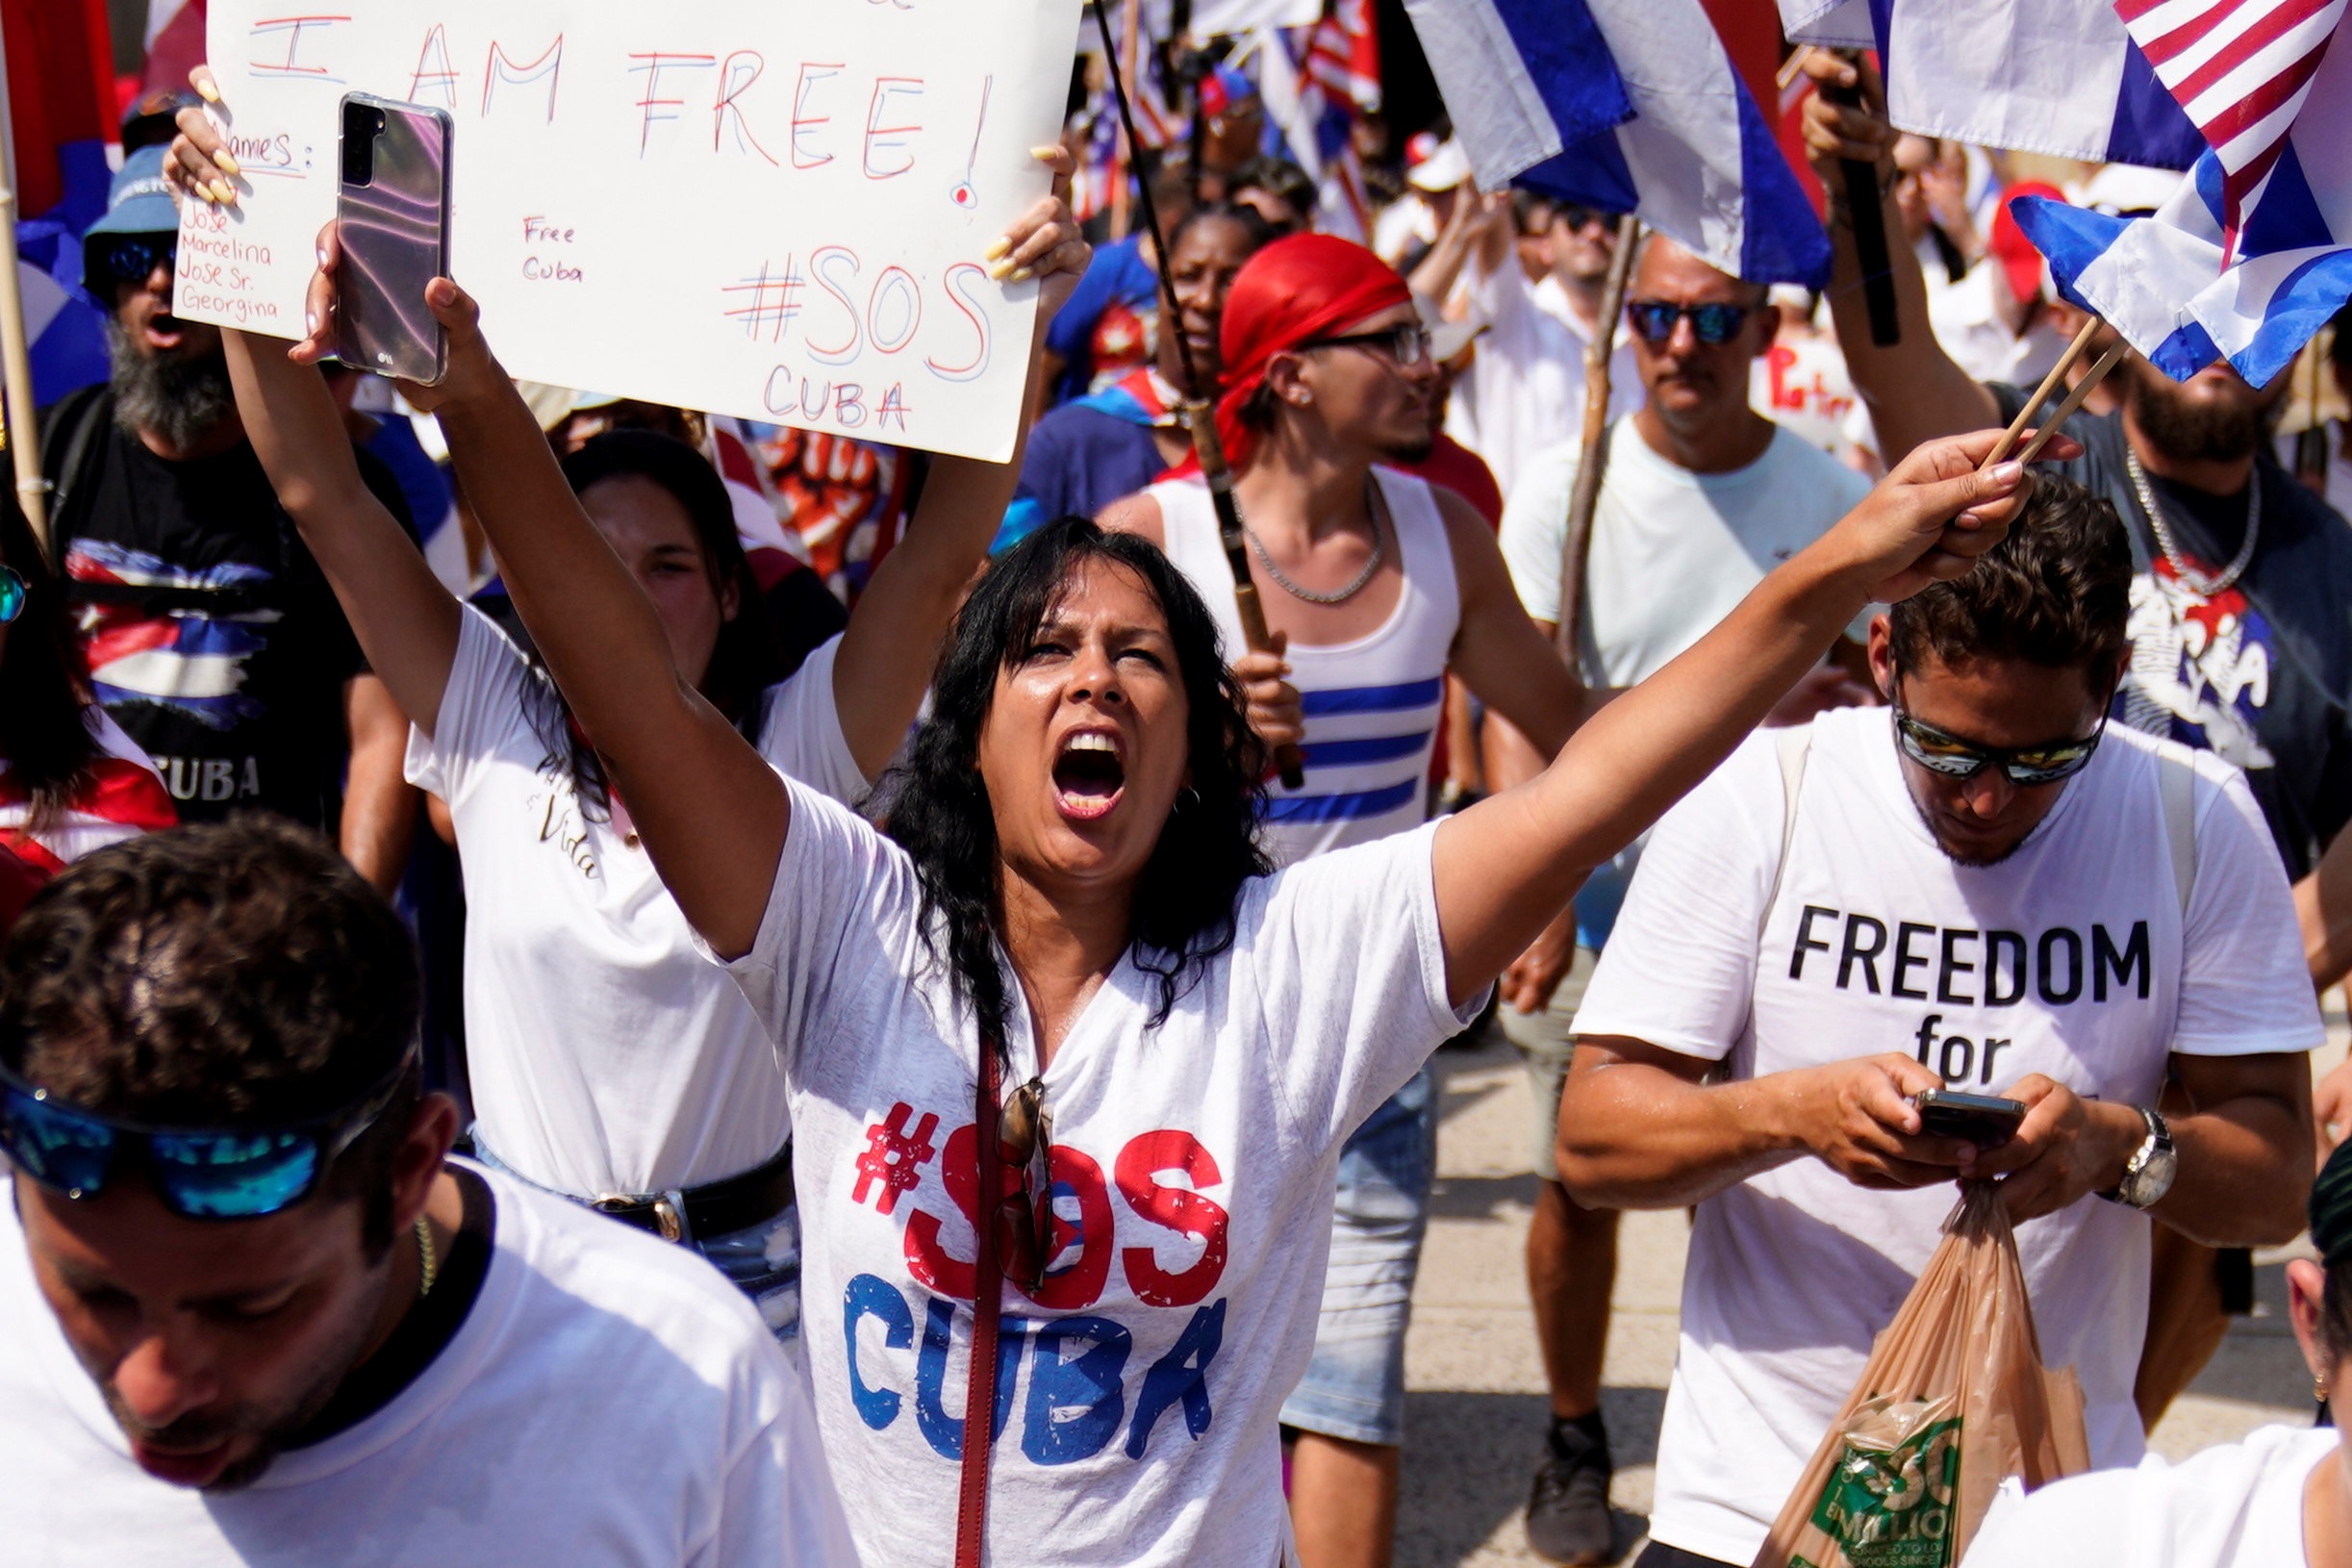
[{"x1": 178, "y1": 0, "x2": 1083, "y2": 462}]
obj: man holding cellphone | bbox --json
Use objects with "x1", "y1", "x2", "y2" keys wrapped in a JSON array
[{"x1": 1554, "y1": 478, "x2": 2321, "y2": 1568}]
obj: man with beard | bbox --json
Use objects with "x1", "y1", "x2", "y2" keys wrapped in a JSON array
[
  {"x1": 0, "y1": 819, "x2": 853, "y2": 1562},
  {"x1": 1479, "y1": 231, "x2": 1873, "y2": 1566},
  {"x1": 38, "y1": 147, "x2": 417, "y2": 889},
  {"x1": 1555, "y1": 481, "x2": 2317, "y2": 1568},
  {"x1": 1799, "y1": 54, "x2": 2352, "y2": 1428},
  {"x1": 1099, "y1": 233, "x2": 1600, "y2": 1568}
]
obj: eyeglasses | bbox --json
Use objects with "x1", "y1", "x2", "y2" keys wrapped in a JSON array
[
  {"x1": 0, "y1": 1047, "x2": 417, "y2": 1220},
  {"x1": 0, "y1": 566, "x2": 24, "y2": 624},
  {"x1": 1890, "y1": 703, "x2": 2107, "y2": 786},
  {"x1": 1555, "y1": 205, "x2": 1611, "y2": 233},
  {"x1": 99, "y1": 236, "x2": 175, "y2": 288},
  {"x1": 995, "y1": 1075, "x2": 1055, "y2": 1292},
  {"x1": 1625, "y1": 299, "x2": 1757, "y2": 346},
  {"x1": 1295, "y1": 321, "x2": 1432, "y2": 367}
]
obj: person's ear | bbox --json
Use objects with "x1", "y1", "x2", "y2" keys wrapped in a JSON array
[
  {"x1": 718, "y1": 569, "x2": 742, "y2": 626},
  {"x1": 2288, "y1": 1257, "x2": 2333, "y2": 1389},
  {"x1": 1866, "y1": 614, "x2": 1896, "y2": 698},
  {"x1": 1264, "y1": 350, "x2": 1314, "y2": 408},
  {"x1": 1750, "y1": 303, "x2": 1782, "y2": 360},
  {"x1": 389, "y1": 1093, "x2": 460, "y2": 1233}
]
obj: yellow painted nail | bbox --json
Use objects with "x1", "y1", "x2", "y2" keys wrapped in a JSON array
[
  {"x1": 982, "y1": 237, "x2": 1012, "y2": 262},
  {"x1": 1007, "y1": 266, "x2": 1033, "y2": 283},
  {"x1": 1030, "y1": 145, "x2": 1063, "y2": 160},
  {"x1": 211, "y1": 180, "x2": 236, "y2": 204},
  {"x1": 214, "y1": 149, "x2": 240, "y2": 176},
  {"x1": 195, "y1": 77, "x2": 221, "y2": 104},
  {"x1": 985, "y1": 261, "x2": 1011, "y2": 281},
  {"x1": 194, "y1": 183, "x2": 215, "y2": 204}
]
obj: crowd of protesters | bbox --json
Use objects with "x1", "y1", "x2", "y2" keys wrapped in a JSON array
[{"x1": 2, "y1": 36, "x2": 2352, "y2": 1568}]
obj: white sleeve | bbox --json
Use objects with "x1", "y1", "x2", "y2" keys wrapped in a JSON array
[
  {"x1": 700, "y1": 1342, "x2": 859, "y2": 1566},
  {"x1": 755, "y1": 635, "x2": 871, "y2": 807},
  {"x1": 2174, "y1": 758, "x2": 2327, "y2": 1055},
  {"x1": 402, "y1": 604, "x2": 534, "y2": 802},
  {"x1": 1570, "y1": 732, "x2": 1786, "y2": 1062},
  {"x1": 1958, "y1": 1469, "x2": 2133, "y2": 1567},
  {"x1": 1497, "y1": 443, "x2": 1583, "y2": 624},
  {"x1": 704, "y1": 775, "x2": 921, "y2": 1079},
  {"x1": 1254, "y1": 822, "x2": 1483, "y2": 1151}
]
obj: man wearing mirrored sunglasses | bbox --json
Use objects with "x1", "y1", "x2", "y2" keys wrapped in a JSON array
[
  {"x1": 0, "y1": 819, "x2": 853, "y2": 1562},
  {"x1": 1552, "y1": 479, "x2": 2318, "y2": 1568}
]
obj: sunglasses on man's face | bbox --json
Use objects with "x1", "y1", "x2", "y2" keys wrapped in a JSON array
[
  {"x1": 1891, "y1": 704, "x2": 2107, "y2": 787},
  {"x1": 1625, "y1": 299, "x2": 1756, "y2": 346},
  {"x1": 1295, "y1": 321, "x2": 1433, "y2": 368},
  {"x1": 100, "y1": 236, "x2": 176, "y2": 289},
  {"x1": 0, "y1": 1049, "x2": 415, "y2": 1221},
  {"x1": 0, "y1": 565, "x2": 24, "y2": 624}
]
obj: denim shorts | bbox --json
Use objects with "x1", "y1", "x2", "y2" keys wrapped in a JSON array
[
  {"x1": 471, "y1": 1139, "x2": 801, "y2": 1345},
  {"x1": 1278, "y1": 1065, "x2": 1438, "y2": 1447},
  {"x1": 1497, "y1": 946, "x2": 1599, "y2": 1179}
]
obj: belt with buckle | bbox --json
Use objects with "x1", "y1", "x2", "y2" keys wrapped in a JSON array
[{"x1": 590, "y1": 1141, "x2": 795, "y2": 1246}]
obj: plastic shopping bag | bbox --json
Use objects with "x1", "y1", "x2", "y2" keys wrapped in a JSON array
[{"x1": 1752, "y1": 1182, "x2": 2090, "y2": 1568}]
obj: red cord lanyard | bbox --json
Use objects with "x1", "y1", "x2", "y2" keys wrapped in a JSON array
[{"x1": 955, "y1": 1036, "x2": 1006, "y2": 1568}]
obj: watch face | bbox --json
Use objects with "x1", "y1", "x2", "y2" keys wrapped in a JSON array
[{"x1": 2126, "y1": 1143, "x2": 2180, "y2": 1209}]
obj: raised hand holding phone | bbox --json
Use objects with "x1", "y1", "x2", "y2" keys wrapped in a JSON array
[{"x1": 332, "y1": 93, "x2": 451, "y2": 385}]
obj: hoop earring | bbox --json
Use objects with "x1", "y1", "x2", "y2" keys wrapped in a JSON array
[{"x1": 1176, "y1": 786, "x2": 1201, "y2": 811}]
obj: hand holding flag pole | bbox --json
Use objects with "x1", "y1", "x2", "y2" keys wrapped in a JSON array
[
  {"x1": 1978, "y1": 316, "x2": 2128, "y2": 469},
  {"x1": 1089, "y1": 0, "x2": 1307, "y2": 789},
  {"x1": 1819, "y1": 50, "x2": 1900, "y2": 349}
]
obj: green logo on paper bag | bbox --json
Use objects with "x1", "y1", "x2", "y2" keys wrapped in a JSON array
[{"x1": 1808, "y1": 1415, "x2": 1960, "y2": 1568}]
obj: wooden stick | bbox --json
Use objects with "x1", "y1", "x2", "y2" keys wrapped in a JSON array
[
  {"x1": 2012, "y1": 340, "x2": 2129, "y2": 466},
  {"x1": 1110, "y1": 0, "x2": 1143, "y2": 240},
  {"x1": 0, "y1": 22, "x2": 49, "y2": 549},
  {"x1": 1982, "y1": 316, "x2": 2102, "y2": 468},
  {"x1": 1776, "y1": 45, "x2": 1813, "y2": 92},
  {"x1": 1555, "y1": 213, "x2": 1641, "y2": 665}
]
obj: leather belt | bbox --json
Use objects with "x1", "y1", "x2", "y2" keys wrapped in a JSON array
[{"x1": 590, "y1": 1142, "x2": 795, "y2": 1245}]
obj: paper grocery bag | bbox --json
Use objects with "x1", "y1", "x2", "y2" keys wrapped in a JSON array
[{"x1": 1752, "y1": 1182, "x2": 2089, "y2": 1568}]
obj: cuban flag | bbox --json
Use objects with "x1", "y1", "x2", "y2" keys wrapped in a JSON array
[
  {"x1": 66, "y1": 541, "x2": 277, "y2": 731},
  {"x1": 1783, "y1": 0, "x2": 2210, "y2": 171},
  {"x1": 1398, "y1": 0, "x2": 1831, "y2": 286},
  {"x1": 4, "y1": 0, "x2": 118, "y2": 402},
  {"x1": 2015, "y1": 2, "x2": 2352, "y2": 389}
]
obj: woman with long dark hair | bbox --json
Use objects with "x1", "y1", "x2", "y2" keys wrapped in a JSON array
[
  {"x1": 206, "y1": 128, "x2": 1090, "y2": 1341},
  {"x1": 0, "y1": 491, "x2": 174, "y2": 873},
  {"x1": 331, "y1": 238, "x2": 2049, "y2": 1556}
]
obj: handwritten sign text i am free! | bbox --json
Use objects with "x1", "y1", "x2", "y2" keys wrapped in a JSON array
[{"x1": 181, "y1": 1, "x2": 1083, "y2": 462}]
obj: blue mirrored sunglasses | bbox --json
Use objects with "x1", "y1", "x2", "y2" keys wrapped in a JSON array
[
  {"x1": 1625, "y1": 299, "x2": 1755, "y2": 346},
  {"x1": 0, "y1": 1049, "x2": 415, "y2": 1220},
  {"x1": 101, "y1": 235, "x2": 176, "y2": 288},
  {"x1": 0, "y1": 565, "x2": 24, "y2": 624}
]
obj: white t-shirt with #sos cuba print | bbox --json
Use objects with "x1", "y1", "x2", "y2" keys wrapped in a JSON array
[
  {"x1": 1571, "y1": 707, "x2": 2321, "y2": 1566},
  {"x1": 708, "y1": 777, "x2": 1479, "y2": 1567},
  {"x1": 407, "y1": 606, "x2": 866, "y2": 1198}
]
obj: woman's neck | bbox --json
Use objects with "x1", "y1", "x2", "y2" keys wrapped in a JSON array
[
  {"x1": 2308, "y1": 1442, "x2": 2352, "y2": 1568},
  {"x1": 997, "y1": 867, "x2": 1134, "y2": 1069}
]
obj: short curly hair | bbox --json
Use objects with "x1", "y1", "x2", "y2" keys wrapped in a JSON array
[
  {"x1": 0, "y1": 820, "x2": 420, "y2": 1243},
  {"x1": 1886, "y1": 474, "x2": 2132, "y2": 677}
]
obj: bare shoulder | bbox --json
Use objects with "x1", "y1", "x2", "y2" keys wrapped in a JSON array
[
  {"x1": 1428, "y1": 481, "x2": 1512, "y2": 595},
  {"x1": 1096, "y1": 489, "x2": 1166, "y2": 547}
]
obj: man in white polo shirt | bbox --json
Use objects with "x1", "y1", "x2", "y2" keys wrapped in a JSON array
[
  {"x1": 1555, "y1": 480, "x2": 2319, "y2": 1568},
  {"x1": 0, "y1": 820, "x2": 853, "y2": 1563}
]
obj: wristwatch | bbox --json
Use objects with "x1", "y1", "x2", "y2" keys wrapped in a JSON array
[{"x1": 2100, "y1": 1106, "x2": 2177, "y2": 1210}]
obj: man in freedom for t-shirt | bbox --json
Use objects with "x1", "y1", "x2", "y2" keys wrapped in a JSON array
[
  {"x1": 0, "y1": 821, "x2": 853, "y2": 1565},
  {"x1": 1556, "y1": 481, "x2": 2319, "y2": 1568}
]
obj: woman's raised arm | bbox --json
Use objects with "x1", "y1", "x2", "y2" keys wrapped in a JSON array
[{"x1": 1429, "y1": 431, "x2": 2071, "y2": 1009}]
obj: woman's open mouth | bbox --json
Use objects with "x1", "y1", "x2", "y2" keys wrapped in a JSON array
[{"x1": 1051, "y1": 730, "x2": 1126, "y2": 822}]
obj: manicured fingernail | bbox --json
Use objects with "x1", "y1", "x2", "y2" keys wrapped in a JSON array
[
  {"x1": 1031, "y1": 145, "x2": 1062, "y2": 161},
  {"x1": 1007, "y1": 266, "x2": 1032, "y2": 283},
  {"x1": 196, "y1": 77, "x2": 220, "y2": 103},
  {"x1": 985, "y1": 260, "x2": 1012, "y2": 281},
  {"x1": 1988, "y1": 460, "x2": 2023, "y2": 485},
  {"x1": 192, "y1": 182, "x2": 214, "y2": 204},
  {"x1": 210, "y1": 180, "x2": 235, "y2": 203},
  {"x1": 982, "y1": 237, "x2": 1011, "y2": 262},
  {"x1": 213, "y1": 149, "x2": 240, "y2": 175}
]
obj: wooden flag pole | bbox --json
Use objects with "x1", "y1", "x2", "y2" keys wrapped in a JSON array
[
  {"x1": 0, "y1": 18, "x2": 50, "y2": 549},
  {"x1": 1821, "y1": 50, "x2": 1899, "y2": 347},
  {"x1": 2013, "y1": 340, "x2": 2130, "y2": 466},
  {"x1": 1981, "y1": 316, "x2": 2103, "y2": 468},
  {"x1": 1555, "y1": 213, "x2": 1641, "y2": 665}
]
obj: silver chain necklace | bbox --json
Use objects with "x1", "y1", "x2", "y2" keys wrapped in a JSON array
[
  {"x1": 2125, "y1": 444, "x2": 2261, "y2": 594},
  {"x1": 1247, "y1": 478, "x2": 1385, "y2": 606}
]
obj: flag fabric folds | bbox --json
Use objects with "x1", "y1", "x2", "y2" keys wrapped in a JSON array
[
  {"x1": 1400, "y1": 0, "x2": 1830, "y2": 285},
  {"x1": 3, "y1": 0, "x2": 117, "y2": 404},
  {"x1": 1786, "y1": 0, "x2": 2209, "y2": 170},
  {"x1": 2015, "y1": 8, "x2": 2352, "y2": 390}
]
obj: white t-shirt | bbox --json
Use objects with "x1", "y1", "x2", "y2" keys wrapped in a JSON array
[
  {"x1": 710, "y1": 779, "x2": 1479, "y2": 1565},
  {"x1": 1446, "y1": 263, "x2": 1642, "y2": 498},
  {"x1": 1497, "y1": 417, "x2": 1872, "y2": 684},
  {"x1": 1572, "y1": 709, "x2": 2322, "y2": 1564},
  {"x1": 1964, "y1": 1423, "x2": 2335, "y2": 1568},
  {"x1": 406, "y1": 606, "x2": 867, "y2": 1197},
  {"x1": 0, "y1": 1161, "x2": 855, "y2": 1565}
]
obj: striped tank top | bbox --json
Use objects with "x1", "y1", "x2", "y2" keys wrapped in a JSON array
[{"x1": 1149, "y1": 468, "x2": 1459, "y2": 867}]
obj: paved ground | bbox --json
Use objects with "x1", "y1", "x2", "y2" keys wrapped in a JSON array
[{"x1": 1390, "y1": 1018, "x2": 2343, "y2": 1567}]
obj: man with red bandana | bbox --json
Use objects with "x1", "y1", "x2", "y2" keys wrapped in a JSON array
[{"x1": 1100, "y1": 232, "x2": 1601, "y2": 1568}]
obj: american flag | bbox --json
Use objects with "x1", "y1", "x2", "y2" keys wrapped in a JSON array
[
  {"x1": 2115, "y1": 0, "x2": 2350, "y2": 265},
  {"x1": 1263, "y1": 0, "x2": 1381, "y2": 240}
]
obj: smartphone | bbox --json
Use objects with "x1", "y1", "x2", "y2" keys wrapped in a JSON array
[
  {"x1": 1911, "y1": 1088, "x2": 2026, "y2": 1148},
  {"x1": 334, "y1": 93, "x2": 451, "y2": 385}
]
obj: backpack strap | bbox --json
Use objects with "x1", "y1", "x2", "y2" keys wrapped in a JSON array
[
  {"x1": 2156, "y1": 750, "x2": 2198, "y2": 920},
  {"x1": 37, "y1": 383, "x2": 113, "y2": 564},
  {"x1": 1757, "y1": 725, "x2": 1812, "y2": 944}
]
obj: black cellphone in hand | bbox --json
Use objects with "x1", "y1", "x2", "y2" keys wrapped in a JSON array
[{"x1": 1911, "y1": 1088, "x2": 2025, "y2": 1147}]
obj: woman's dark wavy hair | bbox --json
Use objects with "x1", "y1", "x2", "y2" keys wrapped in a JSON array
[
  {"x1": 521, "y1": 429, "x2": 788, "y2": 816},
  {"x1": 0, "y1": 487, "x2": 103, "y2": 833},
  {"x1": 882, "y1": 517, "x2": 1272, "y2": 1051}
]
